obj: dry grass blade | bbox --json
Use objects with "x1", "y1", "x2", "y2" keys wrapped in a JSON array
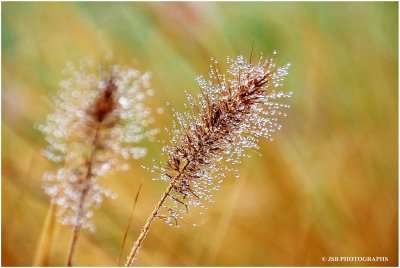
[
  {"x1": 4, "y1": 152, "x2": 35, "y2": 231},
  {"x1": 33, "y1": 203, "x2": 57, "y2": 266},
  {"x1": 116, "y1": 182, "x2": 143, "y2": 266},
  {"x1": 206, "y1": 171, "x2": 247, "y2": 265}
]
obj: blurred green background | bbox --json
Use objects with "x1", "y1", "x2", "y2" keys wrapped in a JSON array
[{"x1": 2, "y1": 2, "x2": 398, "y2": 266}]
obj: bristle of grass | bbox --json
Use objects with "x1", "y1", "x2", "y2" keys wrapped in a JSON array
[{"x1": 116, "y1": 182, "x2": 143, "y2": 266}]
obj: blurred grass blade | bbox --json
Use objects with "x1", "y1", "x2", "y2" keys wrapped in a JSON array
[
  {"x1": 116, "y1": 182, "x2": 143, "y2": 266},
  {"x1": 4, "y1": 152, "x2": 34, "y2": 230},
  {"x1": 207, "y1": 171, "x2": 247, "y2": 265},
  {"x1": 33, "y1": 203, "x2": 57, "y2": 266}
]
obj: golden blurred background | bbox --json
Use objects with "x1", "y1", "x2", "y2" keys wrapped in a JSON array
[{"x1": 2, "y1": 2, "x2": 398, "y2": 266}]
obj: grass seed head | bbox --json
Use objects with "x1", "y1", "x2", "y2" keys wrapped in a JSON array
[
  {"x1": 38, "y1": 58, "x2": 158, "y2": 231},
  {"x1": 151, "y1": 53, "x2": 292, "y2": 226}
]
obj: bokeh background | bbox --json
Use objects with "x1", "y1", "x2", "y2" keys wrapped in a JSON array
[{"x1": 2, "y1": 2, "x2": 398, "y2": 266}]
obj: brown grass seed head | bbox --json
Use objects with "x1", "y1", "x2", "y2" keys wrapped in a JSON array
[{"x1": 148, "y1": 52, "x2": 292, "y2": 227}]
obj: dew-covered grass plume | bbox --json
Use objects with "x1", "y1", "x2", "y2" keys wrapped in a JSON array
[
  {"x1": 38, "y1": 57, "x2": 158, "y2": 265},
  {"x1": 125, "y1": 51, "x2": 292, "y2": 266}
]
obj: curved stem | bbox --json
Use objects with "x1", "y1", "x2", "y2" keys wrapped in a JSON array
[
  {"x1": 65, "y1": 123, "x2": 101, "y2": 266},
  {"x1": 66, "y1": 225, "x2": 81, "y2": 266},
  {"x1": 125, "y1": 183, "x2": 174, "y2": 267},
  {"x1": 125, "y1": 112, "x2": 220, "y2": 267}
]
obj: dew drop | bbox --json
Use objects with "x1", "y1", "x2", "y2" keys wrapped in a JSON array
[{"x1": 156, "y1": 107, "x2": 164, "y2": 114}]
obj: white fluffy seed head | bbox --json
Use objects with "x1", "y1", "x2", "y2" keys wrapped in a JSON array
[{"x1": 38, "y1": 58, "x2": 158, "y2": 231}]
